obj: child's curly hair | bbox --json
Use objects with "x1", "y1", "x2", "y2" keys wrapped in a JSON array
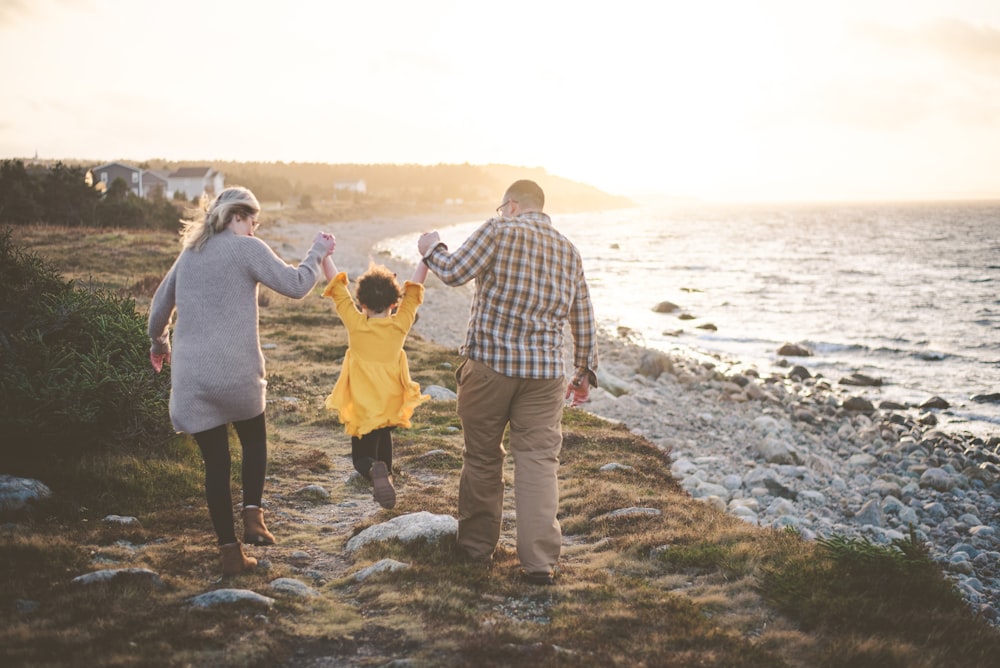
[{"x1": 356, "y1": 264, "x2": 403, "y2": 313}]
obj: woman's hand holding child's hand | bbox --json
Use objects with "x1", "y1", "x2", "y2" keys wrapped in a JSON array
[{"x1": 315, "y1": 232, "x2": 336, "y2": 255}]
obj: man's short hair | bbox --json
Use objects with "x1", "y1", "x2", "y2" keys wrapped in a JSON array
[{"x1": 506, "y1": 180, "x2": 544, "y2": 209}]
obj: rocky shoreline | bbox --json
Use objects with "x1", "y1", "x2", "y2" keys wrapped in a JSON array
[
  {"x1": 269, "y1": 214, "x2": 1000, "y2": 623},
  {"x1": 586, "y1": 337, "x2": 1000, "y2": 624}
]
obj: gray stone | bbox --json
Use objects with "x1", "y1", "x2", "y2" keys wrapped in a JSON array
[
  {"x1": 188, "y1": 588, "x2": 274, "y2": 609},
  {"x1": 637, "y1": 350, "x2": 673, "y2": 379},
  {"x1": 345, "y1": 511, "x2": 457, "y2": 553},
  {"x1": 777, "y1": 343, "x2": 812, "y2": 357},
  {"x1": 970, "y1": 525, "x2": 996, "y2": 539},
  {"x1": 596, "y1": 369, "x2": 631, "y2": 397},
  {"x1": 920, "y1": 468, "x2": 956, "y2": 492},
  {"x1": 102, "y1": 514, "x2": 141, "y2": 527},
  {"x1": 754, "y1": 437, "x2": 802, "y2": 465},
  {"x1": 692, "y1": 481, "x2": 729, "y2": 499},
  {"x1": 424, "y1": 385, "x2": 457, "y2": 401},
  {"x1": 854, "y1": 499, "x2": 884, "y2": 527},
  {"x1": 839, "y1": 373, "x2": 883, "y2": 387},
  {"x1": 293, "y1": 484, "x2": 331, "y2": 502},
  {"x1": 0, "y1": 475, "x2": 53, "y2": 516},
  {"x1": 72, "y1": 568, "x2": 164, "y2": 588},
  {"x1": 842, "y1": 396, "x2": 876, "y2": 412},
  {"x1": 269, "y1": 578, "x2": 319, "y2": 598},
  {"x1": 919, "y1": 396, "x2": 950, "y2": 410},
  {"x1": 354, "y1": 558, "x2": 411, "y2": 582}
]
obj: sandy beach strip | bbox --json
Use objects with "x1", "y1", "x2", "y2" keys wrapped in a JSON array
[{"x1": 267, "y1": 211, "x2": 487, "y2": 351}]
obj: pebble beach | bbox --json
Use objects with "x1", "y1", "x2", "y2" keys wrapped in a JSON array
[{"x1": 269, "y1": 212, "x2": 1000, "y2": 624}]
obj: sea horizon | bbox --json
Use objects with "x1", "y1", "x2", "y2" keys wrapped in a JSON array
[{"x1": 377, "y1": 198, "x2": 1000, "y2": 440}]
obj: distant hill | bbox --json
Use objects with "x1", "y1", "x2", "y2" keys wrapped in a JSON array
[{"x1": 136, "y1": 160, "x2": 633, "y2": 214}]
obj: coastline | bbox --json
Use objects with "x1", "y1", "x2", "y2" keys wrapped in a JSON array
[{"x1": 267, "y1": 213, "x2": 1000, "y2": 621}]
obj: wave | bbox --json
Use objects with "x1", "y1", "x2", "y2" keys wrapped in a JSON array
[
  {"x1": 912, "y1": 351, "x2": 949, "y2": 361},
  {"x1": 945, "y1": 409, "x2": 1000, "y2": 427},
  {"x1": 802, "y1": 341, "x2": 869, "y2": 354}
]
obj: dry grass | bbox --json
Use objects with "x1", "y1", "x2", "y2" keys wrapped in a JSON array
[{"x1": 3, "y1": 225, "x2": 999, "y2": 667}]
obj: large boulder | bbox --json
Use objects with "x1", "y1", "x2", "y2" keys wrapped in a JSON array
[
  {"x1": 345, "y1": 511, "x2": 457, "y2": 553},
  {"x1": 840, "y1": 373, "x2": 882, "y2": 387},
  {"x1": 637, "y1": 350, "x2": 673, "y2": 379},
  {"x1": 0, "y1": 475, "x2": 53, "y2": 518},
  {"x1": 777, "y1": 343, "x2": 812, "y2": 357}
]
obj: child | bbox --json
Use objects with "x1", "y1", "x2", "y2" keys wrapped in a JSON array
[{"x1": 321, "y1": 245, "x2": 429, "y2": 508}]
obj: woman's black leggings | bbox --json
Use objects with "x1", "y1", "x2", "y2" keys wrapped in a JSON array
[
  {"x1": 192, "y1": 412, "x2": 267, "y2": 545},
  {"x1": 352, "y1": 426, "x2": 394, "y2": 479}
]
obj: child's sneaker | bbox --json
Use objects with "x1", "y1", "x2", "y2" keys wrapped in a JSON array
[{"x1": 370, "y1": 461, "x2": 396, "y2": 509}]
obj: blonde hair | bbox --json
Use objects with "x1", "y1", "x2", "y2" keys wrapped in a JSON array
[{"x1": 179, "y1": 186, "x2": 260, "y2": 251}]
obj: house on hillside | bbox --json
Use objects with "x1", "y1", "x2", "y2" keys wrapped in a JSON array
[
  {"x1": 91, "y1": 162, "x2": 140, "y2": 197},
  {"x1": 167, "y1": 166, "x2": 225, "y2": 200},
  {"x1": 333, "y1": 179, "x2": 366, "y2": 197},
  {"x1": 142, "y1": 170, "x2": 168, "y2": 199},
  {"x1": 89, "y1": 162, "x2": 169, "y2": 199}
]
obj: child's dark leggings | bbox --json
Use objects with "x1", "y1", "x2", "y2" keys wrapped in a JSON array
[
  {"x1": 352, "y1": 426, "x2": 395, "y2": 479},
  {"x1": 192, "y1": 412, "x2": 267, "y2": 545}
]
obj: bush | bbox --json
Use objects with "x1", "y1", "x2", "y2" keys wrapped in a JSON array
[
  {"x1": 0, "y1": 229, "x2": 172, "y2": 475},
  {"x1": 95, "y1": 178, "x2": 182, "y2": 230}
]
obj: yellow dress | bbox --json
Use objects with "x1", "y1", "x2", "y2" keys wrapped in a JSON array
[{"x1": 322, "y1": 272, "x2": 429, "y2": 438}]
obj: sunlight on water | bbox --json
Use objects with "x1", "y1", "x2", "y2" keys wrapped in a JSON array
[{"x1": 376, "y1": 201, "x2": 1000, "y2": 438}]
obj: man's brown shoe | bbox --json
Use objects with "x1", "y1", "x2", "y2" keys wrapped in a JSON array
[{"x1": 522, "y1": 570, "x2": 555, "y2": 585}]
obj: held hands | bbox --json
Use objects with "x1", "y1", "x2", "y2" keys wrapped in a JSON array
[
  {"x1": 565, "y1": 375, "x2": 590, "y2": 407},
  {"x1": 315, "y1": 232, "x2": 336, "y2": 255},
  {"x1": 150, "y1": 350, "x2": 170, "y2": 373},
  {"x1": 417, "y1": 230, "x2": 441, "y2": 256}
]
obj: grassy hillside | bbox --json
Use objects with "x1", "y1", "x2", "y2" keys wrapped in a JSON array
[{"x1": 2, "y1": 225, "x2": 998, "y2": 667}]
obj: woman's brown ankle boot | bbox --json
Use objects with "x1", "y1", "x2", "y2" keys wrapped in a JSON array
[
  {"x1": 219, "y1": 542, "x2": 257, "y2": 576},
  {"x1": 242, "y1": 506, "x2": 276, "y2": 546}
]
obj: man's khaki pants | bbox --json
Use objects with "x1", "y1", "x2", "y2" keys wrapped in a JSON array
[{"x1": 455, "y1": 358, "x2": 565, "y2": 574}]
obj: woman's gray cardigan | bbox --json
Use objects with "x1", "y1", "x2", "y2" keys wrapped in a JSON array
[{"x1": 148, "y1": 229, "x2": 325, "y2": 434}]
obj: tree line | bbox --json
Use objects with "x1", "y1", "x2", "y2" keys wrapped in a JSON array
[
  {"x1": 0, "y1": 160, "x2": 181, "y2": 228},
  {"x1": 0, "y1": 158, "x2": 632, "y2": 228}
]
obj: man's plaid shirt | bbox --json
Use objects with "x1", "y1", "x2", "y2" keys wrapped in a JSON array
[{"x1": 423, "y1": 211, "x2": 598, "y2": 381}]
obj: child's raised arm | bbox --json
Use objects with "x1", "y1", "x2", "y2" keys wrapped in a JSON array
[
  {"x1": 322, "y1": 254, "x2": 338, "y2": 281},
  {"x1": 410, "y1": 261, "x2": 428, "y2": 285}
]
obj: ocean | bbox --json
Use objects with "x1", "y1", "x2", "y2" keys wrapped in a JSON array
[{"x1": 376, "y1": 200, "x2": 1000, "y2": 439}]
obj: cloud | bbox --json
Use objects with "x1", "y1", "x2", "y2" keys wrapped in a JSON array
[
  {"x1": 855, "y1": 17, "x2": 1000, "y2": 75},
  {"x1": 922, "y1": 18, "x2": 1000, "y2": 74},
  {"x1": 0, "y1": 0, "x2": 92, "y2": 27},
  {"x1": 0, "y1": 0, "x2": 31, "y2": 25},
  {"x1": 764, "y1": 17, "x2": 1000, "y2": 133}
]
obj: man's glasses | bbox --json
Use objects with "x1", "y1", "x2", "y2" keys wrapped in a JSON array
[{"x1": 496, "y1": 199, "x2": 517, "y2": 216}]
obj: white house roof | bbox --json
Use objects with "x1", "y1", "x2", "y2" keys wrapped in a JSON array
[
  {"x1": 92, "y1": 161, "x2": 140, "y2": 173},
  {"x1": 169, "y1": 166, "x2": 214, "y2": 178}
]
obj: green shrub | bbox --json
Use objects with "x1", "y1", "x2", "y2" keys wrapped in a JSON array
[
  {"x1": 759, "y1": 531, "x2": 1000, "y2": 664},
  {"x1": 0, "y1": 229, "x2": 172, "y2": 475}
]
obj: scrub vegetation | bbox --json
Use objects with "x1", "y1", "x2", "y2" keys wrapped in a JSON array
[{"x1": 2, "y1": 225, "x2": 998, "y2": 667}]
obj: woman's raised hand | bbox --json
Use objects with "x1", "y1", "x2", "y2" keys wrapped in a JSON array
[{"x1": 315, "y1": 232, "x2": 336, "y2": 255}]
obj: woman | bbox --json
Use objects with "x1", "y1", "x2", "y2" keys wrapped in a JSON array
[{"x1": 148, "y1": 186, "x2": 335, "y2": 575}]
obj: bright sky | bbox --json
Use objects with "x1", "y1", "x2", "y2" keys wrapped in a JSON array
[{"x1": 2, "y1": 0, "x2": 999, "y2": 202}]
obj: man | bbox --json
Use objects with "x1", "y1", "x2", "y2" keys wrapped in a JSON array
[{"x1": 417, "y1": 179, "x2": 598, "y2": 585}]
